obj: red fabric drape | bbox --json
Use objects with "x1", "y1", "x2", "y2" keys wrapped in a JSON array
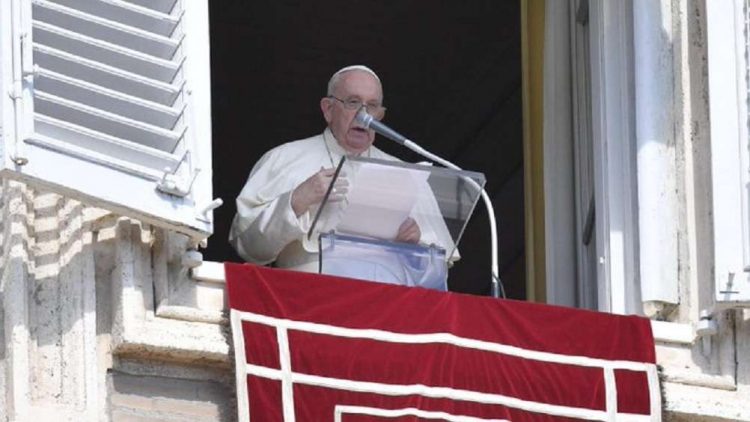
[{"x1": 226, "y1": 263, "x2": 657, "y2": 421}]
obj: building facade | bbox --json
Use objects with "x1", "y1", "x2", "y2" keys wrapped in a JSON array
[{"x1": 1, "y1": 0, "x2": 750, "y2": 420}]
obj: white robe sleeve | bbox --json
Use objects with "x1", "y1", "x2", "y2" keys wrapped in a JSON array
[{"x1": 229, "y1": 147, "x2": 312, "y2": 264}]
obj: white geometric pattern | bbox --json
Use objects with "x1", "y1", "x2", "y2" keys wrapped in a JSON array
[{"x1": 231, "y1": 310, "x2": 661, "y2": 422}]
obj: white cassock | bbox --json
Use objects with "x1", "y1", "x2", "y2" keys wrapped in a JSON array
[{"x1": 229, "y1": 128, "x2": 459, "y2": 281}]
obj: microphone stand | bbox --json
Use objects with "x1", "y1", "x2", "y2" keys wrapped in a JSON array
[{"x1": 357, "y1": 110, "x2": 504, "y2": 298}]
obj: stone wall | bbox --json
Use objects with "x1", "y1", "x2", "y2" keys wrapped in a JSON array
[{"x1": 0, "y1": 181, "x2": 234, "y2": 422}]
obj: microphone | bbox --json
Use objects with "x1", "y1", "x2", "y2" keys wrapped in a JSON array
[{"x1": 355, "y1": 108, "x2": 407, "y2": 145}]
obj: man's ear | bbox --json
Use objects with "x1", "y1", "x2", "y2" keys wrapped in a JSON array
[{"x1": 320, "y1": 97, "x2": 333, "y2": 124}]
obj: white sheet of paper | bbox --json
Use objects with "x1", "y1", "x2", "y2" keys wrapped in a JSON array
[{"x1": 337, "y1": 162, "x2": 429, "y2": 240}]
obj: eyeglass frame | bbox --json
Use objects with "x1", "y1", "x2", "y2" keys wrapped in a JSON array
[{"x1": 328, "y1": 95, "x2": 386, "y2": 119}]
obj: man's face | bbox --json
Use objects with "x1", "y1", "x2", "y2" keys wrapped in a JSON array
[{"x1": 321, "y1": 71, "x2": 383, "y2": 154}]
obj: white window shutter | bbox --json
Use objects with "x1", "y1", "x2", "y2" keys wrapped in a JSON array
[
  {"x1": 707, "y1": 0, "x2": 750, "y2": 304},
  {"x1": 0, "y1": 0, "x2": 215, "y2": 241}
]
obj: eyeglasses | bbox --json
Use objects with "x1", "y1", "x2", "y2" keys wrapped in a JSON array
[{"x1": 328, "y1": 96, "x2": 386, "y2": 119}]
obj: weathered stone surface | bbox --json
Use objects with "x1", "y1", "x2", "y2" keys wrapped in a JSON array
[
  {"x1": 108, "y1": 370, "x2": 233, "y2": 422},
  {"x1": 1, "y1": 183, "x2": 234, "y2": 421}
]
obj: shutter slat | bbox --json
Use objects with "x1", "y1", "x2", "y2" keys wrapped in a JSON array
[
  {"x1": 34, "y1": 44, "x2": 182, "y2": 105},
  {"x1": 34, "y1": 114, "x2": 179, "y2": 173},
  {"x1": 35, "y1": 91, "x2": 183, "y2": 152},
  {"x1": 33, "y1": 21, "x2": 182, "y2": 82},
  {"x1": 48, "y1": 0, "x2": 179, "y2": 36},
  {"x1": 124, "y1": 0, "x2": 178, "y2": 15},
  {"x1": 36, "y1": 68, "x2": 183, "y2": 129},
  {"x1": 33, "y1": 0, "x2": 180, "y2": 60},
  {"x1": 27, "y1": 133, "x2": 169, "y2": 181}
]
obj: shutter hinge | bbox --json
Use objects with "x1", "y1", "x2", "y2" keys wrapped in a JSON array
[
  {"x1": 10, "y1": 64, "x2": 39, "y2": 100},
  {"x1": 156, "y1": 151, "x2": 197, "y2": 197},
  {"x1": 718, "y1": 269, "x2": 740, "y2": 295},
  {"x1": 8, "y1": 84, "x2": 22, "y2": 100},
  {"x1": 157, "y1": 168, "x2": 197, "y2": 197},
  {"x1": 696, "y1": 309, "x2": 718, "y2": 357}
]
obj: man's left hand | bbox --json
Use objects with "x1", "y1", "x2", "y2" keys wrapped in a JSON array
[{"x1": 396, "y1": 217, "x2": 421, "y2": 243}]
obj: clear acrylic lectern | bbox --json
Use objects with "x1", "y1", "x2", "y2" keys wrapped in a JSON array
[{"x1": 306, "y1": 156, "x2": 486, "y2": 291}]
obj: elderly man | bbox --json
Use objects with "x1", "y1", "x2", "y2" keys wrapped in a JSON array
[{"x1": 229, "y1": 65, "x2": 421, "y2": 272}]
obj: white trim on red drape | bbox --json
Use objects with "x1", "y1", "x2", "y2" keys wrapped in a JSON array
[{"x1": 231, "y1": 309, "x2": 661, "y2": 422}]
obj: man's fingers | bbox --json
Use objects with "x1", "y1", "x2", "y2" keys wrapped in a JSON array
[
  {"x1": 319, "y1": 167, "x2": 337, "y2": 177},
  {"x1": 399, "y1": 217, "x2": 417, "y2": 231},
  {"x1": 332, "y1": 178, "x2": 349, "y2": 194},
  {"x1": 396, "y1": 218, "x2": 421, "y2": 243},
  {"x1": 292, "y1": 169, "x2": 341, "y2": 215}
]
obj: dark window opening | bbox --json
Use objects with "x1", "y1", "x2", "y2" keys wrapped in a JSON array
[{"x1": 205, "y1": 0, "x2": 525, "y2": 299}]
